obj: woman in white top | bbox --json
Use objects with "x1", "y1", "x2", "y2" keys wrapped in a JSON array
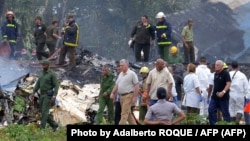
[{"x1": 182, "y1": 63, "x2": 202, "y2": 115}]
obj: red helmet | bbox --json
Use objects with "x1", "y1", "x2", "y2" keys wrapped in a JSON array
[{"x1": 6, "y1": 11, "x2": 14, "y2": 17}]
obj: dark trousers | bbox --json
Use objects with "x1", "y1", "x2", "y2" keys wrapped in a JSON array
[
  {"x1": 36, "y1": 42, "x2": 49, "y2": 60},
  {"x1": 208, "y1": 98, "x2": 231, "y2": 125},
  {"x1": 134, "y1": 43, "x2": 150, "y2": 62},
  {"x1": 46, "y1": 41, "x2": 57, "y2": 57},
  {"x1": 9, "y1": 42, "x2": 17, "y2": 59},
  {"x1": 150, "y1": 99, "x2": 158, "y2": 106},
  {"x1": 39, "y1": 94, "x2": 58, "y2": 129},
  {"x1": 244, "y1": 112, "x2": 250, "y2": 125},
  {"x1": 58, "y1": 45, "x2": 76, "y2": 69},
  {"x1": 114, "y1": 101, "x2": 121, "y2": 125},
  {"x1": 183, "y1": 41, "x2": 195, "y2": 63}
]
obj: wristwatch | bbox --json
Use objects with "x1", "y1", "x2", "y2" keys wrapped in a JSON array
[{"x1": 222, "y1": 90, "x2": 226, "y2": 94}]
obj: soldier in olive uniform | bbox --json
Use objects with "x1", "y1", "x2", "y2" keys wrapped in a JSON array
[
  {"x1": 95, "y1": 65, "x2": 115, "y2": 124},
  {"x1": 32, "y1": 60, "x2": 59, "y2": 131}
]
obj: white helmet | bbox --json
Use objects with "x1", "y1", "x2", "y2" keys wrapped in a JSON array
[
  {"x1": 6, "y1": 11, "x2": 14, "y2": 17},
  {"x1": 155, "y1": 12, "x2": 166, "y2": 19}
]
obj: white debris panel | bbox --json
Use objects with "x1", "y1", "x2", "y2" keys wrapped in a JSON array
[
  {"x1": 52, "y1": 80, "x2": 100, "y2": 126},
  {"x1": 17, "y1": 76, "x2": 100, "y2": 127}
]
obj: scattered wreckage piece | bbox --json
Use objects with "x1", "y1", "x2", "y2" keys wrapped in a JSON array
[
  {"x1": 0, "y1": 72, "x2": 102, "y2": 127},
  {"x1": 52, "y1": 80, "x2": 100, "y2": 126}
]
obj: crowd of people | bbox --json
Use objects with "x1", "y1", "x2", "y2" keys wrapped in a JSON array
[
  {"x1": 129, "y1": 11, "x2": 192, "y2": 64},
  {"x1": 95, "y1": 11, "x2": 250, "y2": 125},
  {"x1": 1, "y1": 11, "x2": 80, "y2": 131},
  {"x1": 2, "y1": 10, "x2": 250, "y2": 128},
  {"x1": 1, "y1": 11, "x2": 80, "y2": 71},
  {"x1": 95, "y1": 57, "x2": 250, "y2": 125}
]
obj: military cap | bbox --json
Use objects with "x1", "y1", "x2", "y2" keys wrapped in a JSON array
[{"x1": 42, "y1": 60, "x2": 50, "y2": 65}]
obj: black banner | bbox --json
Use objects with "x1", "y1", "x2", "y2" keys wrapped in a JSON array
[{"x1": 67, "y1": 125, "x2": 250, "y2": 140}]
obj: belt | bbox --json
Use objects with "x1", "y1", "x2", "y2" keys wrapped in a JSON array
[{"x1": 121, "y1": 91, "x2": 133, "y2": 96}]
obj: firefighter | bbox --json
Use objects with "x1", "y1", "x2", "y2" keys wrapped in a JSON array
[
  {"x1": 168, "y1": 46, "x2": 184, "y2": 64},
  {"x1": 155, "y1": 12, "x2": 172, "y2": 62},
  {"x1": 1, "y1": 11, "x2": 20, "y2": 59},
  {"x1": 58, "y1": 15, "x2": 80, "y2": 70},
  {"x1": 138, "y1": 66, "x2": 150, "y2": 122}
]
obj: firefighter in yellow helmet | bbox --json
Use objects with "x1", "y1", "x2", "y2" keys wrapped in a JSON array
[
  {"x1": 139, "y1": 66, "x2": 150, "y2": 123},
  {"x1": 168, "y1": 45, "x2": 184, "y2": 64}
]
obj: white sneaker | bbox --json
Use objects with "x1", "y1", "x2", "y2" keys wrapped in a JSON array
[{"x1": 3, "y1": 121, "x2": 8, "y2": 126}]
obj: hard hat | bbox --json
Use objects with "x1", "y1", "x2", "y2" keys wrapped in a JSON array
[
  {"x1": 223, "y1": 63, "x2": 228, "y2": 69},
  {"x1": 140, "y1": 66, "x2": 149, "y2": 73},
  {"x1": 6, "y1": 11, "x2": 14, "y2": 17},
  {"x1": 155, "y1": 12, "x2": 166, "y2": 19},
  {"x1": 170, "y1": 46, "x2": 178, "y2": 54}
]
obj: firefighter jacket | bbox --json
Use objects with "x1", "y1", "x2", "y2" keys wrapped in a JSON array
[
  {"x1": 1, "y1": 19, "x2": 19, "y2": 43},
  {"x1": 131, "y1": 21, "x2": 155, "y2": 44},
  {"x1": 155, "y1": 19, "x2": 172, "y2": 46},
  {"x1": 63, "y1": 20, "x2": 79, "y2": 47}
]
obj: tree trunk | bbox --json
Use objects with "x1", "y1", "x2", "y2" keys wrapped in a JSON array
[{"x1": 0, "y1": 0, "x2": 6, "y2": 17}]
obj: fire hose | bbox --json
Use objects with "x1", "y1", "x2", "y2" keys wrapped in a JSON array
[{"x1": 29, "y1": 47, "x2": 68, "y2": 68}]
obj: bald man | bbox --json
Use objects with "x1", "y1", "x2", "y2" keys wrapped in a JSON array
[
  {"x1": 146, "y1": 58, "x2": 173, "y2": 106},
  {"x1": 208, "y1": 60, "x2": 231, "y2": 125}
]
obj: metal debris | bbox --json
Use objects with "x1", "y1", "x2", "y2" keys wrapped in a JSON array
[{"x1": 52, "y1": 82, "x2": 100, "y2": 126}]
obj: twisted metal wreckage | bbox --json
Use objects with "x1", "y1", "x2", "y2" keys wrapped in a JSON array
[{"x1": 0, "y1": 46, "x2": 146, "y2": 127}]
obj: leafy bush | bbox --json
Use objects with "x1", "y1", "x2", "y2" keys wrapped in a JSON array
[{"x1": 0, "y1": 124, "x2": 66, "y2": 141}]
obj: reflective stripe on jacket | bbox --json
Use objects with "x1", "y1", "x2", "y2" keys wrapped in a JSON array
[
  {"x1": 63, "y1": 20, "x2": 79, "y2": 47},
  {"x1": 156, "y1": 19, "x2": 172, "y2": 46},
  {"x1": 1, "y1": 20, "x2": 19, "y2": 43}
]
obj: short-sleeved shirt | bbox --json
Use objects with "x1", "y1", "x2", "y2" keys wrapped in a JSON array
[
  {"x1": 46, "y1": 25, "x2": 58, "y2": 43},
  {"x1": 146, "y1": 68, "x2": 173, "y2": 100},
  {"x1": 116, "y1": 69, "x2": 139, "y2": 94},
  {"x1": 168, "y1": 55, "x2": 184, "y2": 64},
  {"x1": 182, "y1": 73, "x2": 200, "y2": 108},
  {"x1": 212, "y1": 69, "x2": 231, "y2": 100},
  {"x1": 229, "y1": 70, "x2": 248, "y2": 94},
  {"x1": 181, "y1": 25, "x2": 193, "y2": 42},
  {"x1": 145, "y1": 99, "x2": 181, "y2": 121}
]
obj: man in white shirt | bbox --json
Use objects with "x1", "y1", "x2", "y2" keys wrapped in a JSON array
[
  {"x1": 196, "y1": 57, "x2": 211, "y2": 117},
  {"x1": 229, "y1": 60, "x2": 249, "y2": 124}
]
